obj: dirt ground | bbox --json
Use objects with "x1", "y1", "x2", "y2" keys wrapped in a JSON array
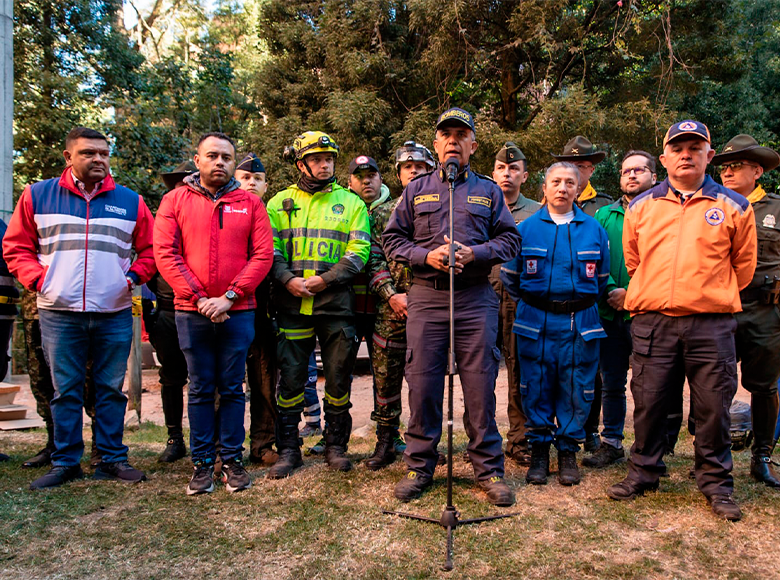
[{"x1": 8, "y1": 355, "x2": 753, "y2": 435}]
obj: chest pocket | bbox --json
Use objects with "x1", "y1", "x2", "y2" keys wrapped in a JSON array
[
  {"x1": 575, "y1": 247, "x2": 601, "y2": 293},
  {"x1": 465, "y1": 202, "x2": 491, "y2": 240},
  {"x1": 520, "y1": 246, "x2": 548, "y2": 292},
  {"x1": 757, "y1": 223, "x2": 780, "y2": 262},
  {"x1": 414, "y1": 200, "x2": 441, "y2": 236}
]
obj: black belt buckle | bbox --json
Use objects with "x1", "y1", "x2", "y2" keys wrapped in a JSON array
[{"x1": 433, "y1": 278, "x2": 448, "y2": 291}]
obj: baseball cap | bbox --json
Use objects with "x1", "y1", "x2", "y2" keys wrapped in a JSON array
[
  {"x1": 348, "y1": 155, "x2": 380, "y2": 175},
  {"x1": 663, "y1": 120, "x2": 711, "y2": 148},
  {"x1": 435, "y1": 107, "x2": 476, "y2": 133}
]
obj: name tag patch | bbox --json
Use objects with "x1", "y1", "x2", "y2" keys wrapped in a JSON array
[
  {"x1": 526, "y1": 259, "x2": 537, "y2": 274},
  {"x1": 105, "y1": 205, "x2": 127, "y2": 216},
  {"x1": 467, "y1": 195, "x2": 491, "y2": 208},
  {"x1": 223, "y1": 205, "x2": 248, "y2": 215},
  {"x1": 414, "y1": 194, "x2": 440, "y2": 205},
  {"x1": 586, "y1": 262, "x2": 596, "y2": 278},
  {"x1": 763, "y1": 214, "x2": 776, "y2": 229}
]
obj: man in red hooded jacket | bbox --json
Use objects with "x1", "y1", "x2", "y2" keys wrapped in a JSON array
[{"x1": 154, "y1": 132, "x2": 273, "y2": 496}]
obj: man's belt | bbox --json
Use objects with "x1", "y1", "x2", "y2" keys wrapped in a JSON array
[
  {"x1": 412, "y1": 277, "x2": 485, "y2": 291},
  {"x1": 520, "y1": 291, "x2": 596, "y2": 314}
]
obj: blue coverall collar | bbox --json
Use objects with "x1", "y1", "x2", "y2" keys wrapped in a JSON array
[{"x1": 538, "y1": 203, "x2": 587, "y2": 223}]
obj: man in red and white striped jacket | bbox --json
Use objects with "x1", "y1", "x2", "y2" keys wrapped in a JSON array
[{"x1": 4, "y1": 127, "x2": 156, "y2": 490}]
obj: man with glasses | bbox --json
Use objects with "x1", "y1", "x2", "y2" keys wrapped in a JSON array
[
  {"x1": 552, "y1": 136, "x2": 613, "y2": 452},
  {"x1": 607, "y1": 121, "x2": 757, "y2": 521},
  {"x1": 583, "y1": 151, "x2": 656, "y2": 468},
  {"x1": 712, "y1": 135, "x2": 780, "y2": 488}
]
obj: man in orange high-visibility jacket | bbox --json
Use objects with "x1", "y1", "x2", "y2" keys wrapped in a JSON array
[{"x1": 607, "y1": 120, "x2": 757, "y2": 522}]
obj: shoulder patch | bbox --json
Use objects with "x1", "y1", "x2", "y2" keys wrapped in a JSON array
[{"x1": 414, "y1": 194, "x2": 440, "y2": 205}]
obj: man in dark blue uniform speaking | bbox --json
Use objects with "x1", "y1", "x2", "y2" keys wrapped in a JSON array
[{"x1": 383, "y1": 108, "x2": 521, "y2": 506}]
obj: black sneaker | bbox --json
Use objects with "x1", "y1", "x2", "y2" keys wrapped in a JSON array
[
  {"x1": 158, "y1": 438, "x2": 187, "y2": 463},
  {"x1": 478, "y1": 476, "x2": 515, "y2": 507},
  {"x1": 29, "y1": 465, "x2": 84, "y2": 490},
  {"x1": 22, "y1": 446, "x2": 54, "y2": 469},
  {"x1": 94, "y1": 461, "x2": 147, "y2": 483},
  {"x1": 187, "y1": 461, "x2": 215, "y2": 495},
  {"x1": 299, "y1": 423, "x2": 322, "y2": 438},
  {"x1": 581, "y1": 443, "x2": 626, "y2": 468},
  {"x1": 221, "y1": 457, "x2": 251, "y2": 493}
]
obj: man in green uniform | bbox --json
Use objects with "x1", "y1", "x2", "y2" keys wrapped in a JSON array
[
  {"x1": 713, "y1": 134, "x2": 780, "y2": 487},
  {"x1": 266, "y1": 131, "x2": 370, "y2": 478},
  {"x1": 490, "y1": 142, "x2": 540, "y2": 465},
  {"x1": 346, "y1": 155, "x2": 412, "y2": 469}
]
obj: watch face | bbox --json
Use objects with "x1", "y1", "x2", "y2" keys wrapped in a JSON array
[{"x1": 226, "y1": 290, "x2": 238, "y2": 300}]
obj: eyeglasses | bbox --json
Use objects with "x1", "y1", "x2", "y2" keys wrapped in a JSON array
[
  {"x1": 719, "y1": 161, "x2": 758, "y2": 173},
  {"x1": 621, "y1": 166, "x2": 650, "y2": 176}
]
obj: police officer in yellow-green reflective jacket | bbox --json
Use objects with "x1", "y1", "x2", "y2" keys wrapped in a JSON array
[{"x1": 265, "y1": 131, "x2": 370, "y2": 478}]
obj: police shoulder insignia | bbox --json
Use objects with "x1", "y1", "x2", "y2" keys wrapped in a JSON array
[
  {"x1": 414, "y1": 194, "x2": 440, "y2": 205},
  {"x1": 467, "y1": 195, "x2": 492, "y2": 208},
  {"x1": 704, "y1": 207, "x2": 725, "y2": 226},
  {"x1": 763, "y1": 214, "x2": 777, "y2": 229},
  {"x1": 332, "y1": 203, "x2": 345, "y2": 215}
]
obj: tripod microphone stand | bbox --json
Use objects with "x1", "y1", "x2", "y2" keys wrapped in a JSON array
[{"x1": 383, "y1": 158, "x2": 519, "y2": 571}]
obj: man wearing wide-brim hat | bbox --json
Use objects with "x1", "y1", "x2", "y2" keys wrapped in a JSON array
[
  {"x1": 161, "y1": 160, "x2": 197, "y2": 191},
  {"x1": 713, "y1": 134, "x2": 780, "y2": 489},
  {"x1": 552, "y1": 136, "x2": 612, "y2": 217}
]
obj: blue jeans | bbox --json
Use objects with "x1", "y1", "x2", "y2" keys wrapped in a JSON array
[
  {"x1": 176, "y1": 311, "x2": 255, "y2": 463},
  {"x1": 39, "y1": 309, "x2": 133, "y2": 467},
  {"x1": 599, "y1": 316, "x2": 633, "y2": 444}
]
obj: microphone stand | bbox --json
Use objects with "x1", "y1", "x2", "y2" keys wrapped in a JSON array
[{"x1": 383, "y1": 162, "x2": 519, "y2": 571}]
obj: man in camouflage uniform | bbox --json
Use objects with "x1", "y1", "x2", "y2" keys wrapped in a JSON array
[
  {"x1": 489, "y1": 142, "x2": 540, "y2": 466},
  {"x1": 20, "y1": 289, "x2": 98, "y2": 468},
  {"x1": 347, "y1": 155, "x2": 411, "y2": 469}
]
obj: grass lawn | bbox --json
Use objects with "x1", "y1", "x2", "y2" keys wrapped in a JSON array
[{"x1": 1, "y1": 424, "x2": 779, "y2": 580}]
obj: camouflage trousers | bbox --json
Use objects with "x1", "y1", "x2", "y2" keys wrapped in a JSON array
[
  {"x1": 21, "y1": 291, "x2": 95, "y2": 445},
  {"x1": 370, "y1": 318, "x2": 407, "y2": 428}
]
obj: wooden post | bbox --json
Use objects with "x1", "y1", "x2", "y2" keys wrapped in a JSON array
[{"x1": 126, "y1": 286, "x2": 143, "y2": 425}]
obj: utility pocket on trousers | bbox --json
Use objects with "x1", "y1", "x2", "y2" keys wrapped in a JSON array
[
  {"x1": 632, "y1": 324, "x2": 653, "y2": 356},
  {"x1": 516, "y1": 335, "x2": 540, "y2": 359}
]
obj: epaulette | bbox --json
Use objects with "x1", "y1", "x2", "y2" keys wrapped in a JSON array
[
  {"x1": 473, "y1": 172, "x2": 497, "y2": 184},
  {"x1": 409, "y1": 169, "x2": 435, "y2": 184},
  {"x1": 766, "y1": 192, "x2": 780, "y2": 200}
]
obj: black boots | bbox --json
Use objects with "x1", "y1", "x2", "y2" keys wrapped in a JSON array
[
  {"x1": 324, "y1": 413, "x2": 353, "y2": 472},
  {"x1": 526, "y1": 443, "x2": 550, "y2": 485},
  {"x1": 268, "y1": 414, "x2": 303, "y2": 479},
  {"x1": 158, "y1": 438, "x2": 187, "y2": 463},
  {"x1": 365, "y1": 425, "x2": 397, "y2": 471},
  {"x1": 557, "y1": 450, "x2": 581, "y2": 485},
  {"x1": 750, "y1": 393, "x2": 780, "y2": 488}
]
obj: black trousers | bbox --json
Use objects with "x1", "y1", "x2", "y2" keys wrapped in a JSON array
[
  {"x1": 628, "y1": 312, "x2": 738, "y2": 497},
  {"x1": 147, "y1": 309, "x2": 188, "y2": 439},
  {"x1": 246, "y1": 312, "x2": 278, "y2": 455}
]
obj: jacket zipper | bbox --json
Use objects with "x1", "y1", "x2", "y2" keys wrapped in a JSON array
[
  {"x1": 82, "y1": 200, "x2": 90, "y2": 311},
  {"x1": 219, "y1": 202, "x2": 224, "y2": 229},
  {"x1": 669, "y1": 201, "x2": 685, "y2": 309}
]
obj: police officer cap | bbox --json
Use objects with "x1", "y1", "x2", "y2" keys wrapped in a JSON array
[
  {"x1": 160, "y1": 159, "x2": 197, "y2": 191},
  {"x1": 348, "y1": 155, "x2": 380, "y2": 175},
  {"x1": 496, "y1": 142, "x2": 526, "y2": 164},
  {"x1": 236, "y1": 153, "x2": 266, "y2": 174},
  {"x1": 436, "y1": 107, "x2": 476, "y2": 133},
  {"x1": 711, "y1": 134, "x2": 780, "y2": 172}
]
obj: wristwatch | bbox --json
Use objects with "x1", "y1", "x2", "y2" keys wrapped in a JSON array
[
  {"x1": 125, "y1": 276, "x2": 136, "y2": 291},
  {"x1": 225, "y1": 290, "x2": 238, "y2": 301}
]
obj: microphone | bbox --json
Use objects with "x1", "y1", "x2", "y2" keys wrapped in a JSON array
[{"x1": 445, "y1": 157, "x2": 460, "y2": 183}]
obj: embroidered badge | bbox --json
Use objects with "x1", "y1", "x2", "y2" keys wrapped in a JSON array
[
  {"x1": 526, "y1": 259, "x2": 537, "y2": 274},
  {"x1": 105, "y1": 205, "x2": 127, "y2": 216},
  {"x1": 332, "y1": 204, "x2": 345, "y2": 215},
  {"x1": 679, "y1": 121, "x2": 698, "y2": 131},
  {"x1": 356, "y1": 155, "x2": 369, "y2": 164},
  {"x1": 586, "y1": 262, "x2": 596, "y2": 278},
  {"x1": 704, "y1": 207, "x2": 725, "y2": 226},
  {"x1": 414, "y1": 194, "x2": 440, "y2": 205},
  {"x1": 763, "y1": 214, "x2": 777, "y2": 229},
  {"x1": 467, "y1": 195, "x2": 491, "y2": 208}
]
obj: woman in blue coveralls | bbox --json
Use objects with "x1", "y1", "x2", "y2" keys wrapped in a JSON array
[{"x1": 501, "y1": 162, "x2": 610, "y2": 486}]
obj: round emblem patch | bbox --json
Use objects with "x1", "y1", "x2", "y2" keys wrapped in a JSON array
[
  {"x1": 332, "y1": 204, "x2": 345, "y2": 215},
  {"x1": 704, "y1": 207, "x2": 725, "y2": 226},
  {"x1": 679, "y1": 121, "x2": 698, "y2": 131},
  {"x1": 356, "y1": 155, "x2": 369, "y2": 164}
]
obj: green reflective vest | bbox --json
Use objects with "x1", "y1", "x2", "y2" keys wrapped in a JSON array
[{"x1": 267, "y1": 182, "x2": 371, "y2": 316}]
